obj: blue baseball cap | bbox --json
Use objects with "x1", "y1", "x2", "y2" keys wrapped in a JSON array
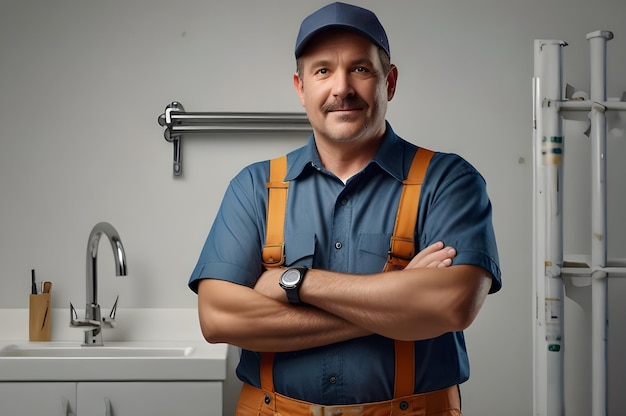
[{"x1": 295, "y1": 2, "x2": 390, "y2": 59}]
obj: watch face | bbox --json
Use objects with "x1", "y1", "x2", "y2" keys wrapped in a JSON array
[{"x1": 281, "y1": 269, "x2": 301, "y2": 287}]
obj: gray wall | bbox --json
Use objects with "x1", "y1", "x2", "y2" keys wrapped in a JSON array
[{"x1": 1, "y1": 1, "x2": 625, "y2": 415}]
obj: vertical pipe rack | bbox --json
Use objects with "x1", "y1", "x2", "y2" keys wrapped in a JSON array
[{"x1": 533, "y1": 31, "x2": 626, "y2": 416}]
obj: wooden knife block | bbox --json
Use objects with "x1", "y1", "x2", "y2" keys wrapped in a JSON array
[{"x1": 29, "y1": 293, "x2": 51, "y2": 342}]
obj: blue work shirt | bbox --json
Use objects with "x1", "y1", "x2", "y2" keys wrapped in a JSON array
[{"x1": 189, "y1": 122, "x2": 501, "y2": 405}]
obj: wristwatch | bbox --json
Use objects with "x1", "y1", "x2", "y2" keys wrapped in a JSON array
[{"x1": 279, "y1": 267, "x2": 308, "y2": 305}]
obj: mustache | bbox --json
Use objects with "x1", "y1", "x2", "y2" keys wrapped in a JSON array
[{"x1": 322, "y1": 96, "x2": 369, "y2": 112}]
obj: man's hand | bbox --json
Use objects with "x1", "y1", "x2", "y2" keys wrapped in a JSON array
[{"x1": 405, "y1": 241, "x2": 456, "y2": 269}]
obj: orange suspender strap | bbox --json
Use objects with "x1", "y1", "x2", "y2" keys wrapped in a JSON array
[
  {"x1": 260, "y1": 352, "x2": 276, "y2": 393},
  {"x1": 385, "y1": 147, "x2": 435, "y2": 271},
  {"x1": 260, "y1": 155, "x2": 287, "y2": 393},
  {"x1": 259, "y1": 148, "x2": 434, "y2": 399},
  {"x1": 262, "y1": 155, "x2": 289, "y2": 268},
  {"x1": 390, "y1": 147, "x2": 434, "y2": 398}
]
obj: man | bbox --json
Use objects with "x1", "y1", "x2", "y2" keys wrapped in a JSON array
[{"x1": 189, "y1": 2, "x2": 501, "y2": 415}]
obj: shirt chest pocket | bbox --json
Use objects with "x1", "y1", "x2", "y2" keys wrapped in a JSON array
[
  {"x1": 283, "y1": 233, "x2": 396, "y2": 273},
  {"x1": 357, "y1": 233, "x2": 394, "y2": 273},
  {"x1": 284, "y1": 232, "x2": 316, "y2": 268}
]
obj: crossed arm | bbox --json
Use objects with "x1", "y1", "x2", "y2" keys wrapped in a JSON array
[{"x1": 197, "y1": 242, "x2": 492, "y2": 352}]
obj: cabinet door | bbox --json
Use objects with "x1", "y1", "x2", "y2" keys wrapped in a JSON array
[
  {"x1": 77, "y1": 381, "x2": 222, "y2": 416},
  {"x1": 0, "y1": 382, "x2": 77, "y2": 416}
]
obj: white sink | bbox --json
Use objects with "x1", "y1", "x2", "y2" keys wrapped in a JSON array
[
  {"x1": 0, "y1": 344, "x2": 194, "y2": 358},
  {"x1": 0, "y1": 341, "x2": 228, "y2": 381}
]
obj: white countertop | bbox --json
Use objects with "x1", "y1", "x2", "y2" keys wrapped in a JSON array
[
  {"x1": 0, "y1": 308, "x2": 229, "y2": 382},
  {"x1": 0, "y1": 341, "x2": 228, "y2": 381}
]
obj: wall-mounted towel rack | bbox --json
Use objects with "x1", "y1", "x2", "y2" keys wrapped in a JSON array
[{"x1": 157, "y1": 101, "x2": 311, "y2": 176}]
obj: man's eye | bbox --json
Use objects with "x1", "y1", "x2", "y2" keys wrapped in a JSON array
[
  {"x1": 355, "y1": 67, "x2": 367, "y2": 73},
  {"x1": 317, "y1": 68, "x2": 328, "y2": 75}
]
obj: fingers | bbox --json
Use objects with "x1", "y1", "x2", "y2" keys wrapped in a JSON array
[
  {"x1": 405, "y1": 241, "x2": 456, "y2": 269},
  {"x1": 437, "y1": 258, "x2": 453, "y2": 268}
]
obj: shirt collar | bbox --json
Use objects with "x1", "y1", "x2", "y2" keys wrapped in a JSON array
[
  {"x1": 369, "y1": 122, "x2": 407, "y2": 182},
  {"x1": 285, "y1": 121, "x2": 408, "y2": 183}
]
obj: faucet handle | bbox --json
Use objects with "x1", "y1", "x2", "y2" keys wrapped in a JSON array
[
  {"x1": 69, "y1": 302, "x2": 100, "y2": 328},
  {"x1": 101, "y1": 295, "x2": 119, "y2": 328}
]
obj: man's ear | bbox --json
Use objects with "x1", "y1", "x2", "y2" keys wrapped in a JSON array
[
  {"x1": 293, "y1": 73, "x2": 306, "y2": 106},
  {"x1": 387, "y1": 65, "x2": 398, "y2": 101}
]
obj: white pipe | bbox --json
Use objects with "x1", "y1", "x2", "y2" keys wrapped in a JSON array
[
  {"x1": 587, "y1": 30, "x2": 613, "y2": 416},
  {"x1": 543, "y1": 41, "x2": 565, "y2": 416},
  {"x1": 533, "y1": 39, "x2": 566, "y2": 416},
  {"x1": 532, "y1": 68, "x2": 547, "y2": 416},
  {"x1": 590, "y1": 104, "x2": 608, "y2": 416},
  {"x1": 532, "y1": 58, "x2": 547, "y2": 416},
  {"x1": 590, "y1": 104, "x2": 608, "y2": 268},
  {"x1": 588, "y1": 31, "x2": 613, "y2": 105}
]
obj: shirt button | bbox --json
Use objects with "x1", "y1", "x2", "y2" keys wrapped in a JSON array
[
  {"x1": 340, "y1": 198, "x2": 348, "y2": 205},
  {"x1": 334, "y1": 242, "x2": 343, "y2": 250},
  {"x1": 329, "y1": 376, "x2": 337, "y2": 384}
]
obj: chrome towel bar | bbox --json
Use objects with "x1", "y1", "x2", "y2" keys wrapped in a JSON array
[{"x1": 157, "y1": 101, "x2": 311, "y2": 176}]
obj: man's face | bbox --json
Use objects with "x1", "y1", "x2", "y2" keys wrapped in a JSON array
[{"x1": 294, "y1": 30, "x2": 396, "y2": 146}]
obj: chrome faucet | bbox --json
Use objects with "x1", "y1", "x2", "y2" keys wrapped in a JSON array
[{"x1": 70, "y1": 222, "x2": 128, "y2": 346}]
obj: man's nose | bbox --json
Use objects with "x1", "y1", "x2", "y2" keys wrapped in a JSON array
[{"x1": 331, "y1": 72, "x2": 355, "y2": 98}]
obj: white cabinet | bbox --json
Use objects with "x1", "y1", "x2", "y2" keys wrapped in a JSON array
[
  {"x1": 77, "y1": 382, "x2": 221, "y2": 416},
  {"x1": 0, "y1": 382, "x2": 77, "y2": 416},
  {"x1": 0, "y1": 381, "x2": 221, "y2": 416}
]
